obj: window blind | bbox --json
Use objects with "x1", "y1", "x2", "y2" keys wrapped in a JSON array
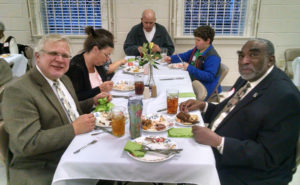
[
  {"x1": 184, "y1": 0, "x2": 247, "y2": 36},
  {"x1": 40, "y1": 0, "x2": 102, "y2": 35}
]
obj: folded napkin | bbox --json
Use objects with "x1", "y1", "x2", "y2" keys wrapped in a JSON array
[
  {"x1": 179, "y1": 92, "x2": 196, "y2": 98},
  {"x1": 168, "y1": 128, "x2": 193, "y2": 138},
  {"x1": 124, "y1": 141, "x2": 145, "y2": 157}
]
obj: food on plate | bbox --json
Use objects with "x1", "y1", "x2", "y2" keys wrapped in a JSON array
[
  {"x1": 94, "y1": 97, "x2": 114, "y2": 112},
  {"x1": 176, "y1": 112, "x2": 199, "y2": 125},
  {"x1": 113, "y1": 81, "x2": 134, "y2": 91},
  {"x1": 168, "y1": 128, "x2": 193, "y2": 138},
  {"x1": 168, "y1": 63, "x2": 183, "y2": 69},
  {"x1": 141, "y1": 114, "x2": 174, "y2": 132},
  {"x1": 123, "y1": 66, "x2": 144, "y2": 73},
  {"x1": 124, "y1": 141, "x2": 145, "y2": 157},
  {"x1": 94, "y1": 111, "x2": 112, "y2": 127}
]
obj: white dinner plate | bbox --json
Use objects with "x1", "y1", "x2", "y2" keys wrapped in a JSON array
[
  {"x1": 127, "y1": 136, "x2": 178, "y2": 163},
  {"x1": 93, "y1": 111, "x2": 128, "y2": 128},
  {"x1": 175, "y1": 114, "x2": 199, "y2": 127},
  {"x1": 123, "y1": 66, "x2": 144, "y2": 74},
  {"x1": 113, "y1": 80, "x2": 135, "y2": 92},
  {"x1": 168, "y1": 63, "x2": 184, "y2": 69},
  {"x1": 141, "y1": 114, "x2": 174, "y2": 132}
]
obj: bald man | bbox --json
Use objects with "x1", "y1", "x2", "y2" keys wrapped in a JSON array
[{"x1": 123, "y1": 9, "x2": 174, "y2": 56}]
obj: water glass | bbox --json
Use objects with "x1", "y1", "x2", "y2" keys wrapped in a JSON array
[
  {"x1": 134, "y1": 74, "x2": 144, "y2": 95},
  {"x1": 167, "y1": 89, "x2": 179, "y2": 114},
  {"x1": 161, "y1": 48, "x2": 168, "y2": 62},
  {"x1": 111, "y1": 106, "x2": 126, "y2": 137}
]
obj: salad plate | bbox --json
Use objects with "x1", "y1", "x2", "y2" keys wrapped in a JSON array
[
  {"x1": 127, "y1": 136, "x2": 178, "y2": 162},
  {"x1": 123, "y1": 66, "x2": 144, "y2": 74},
  {"x1": 113, "y1": 80, "x2": 134, "y2": 91}
]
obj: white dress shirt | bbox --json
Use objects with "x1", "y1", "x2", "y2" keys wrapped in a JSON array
[{"x1": 36, "y1": 66, "x2": 80, "y2": 121}]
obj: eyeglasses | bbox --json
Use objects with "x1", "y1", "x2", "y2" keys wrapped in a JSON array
[{"x1": 41, "y1": 50, "x2": 72, "y2": 59}]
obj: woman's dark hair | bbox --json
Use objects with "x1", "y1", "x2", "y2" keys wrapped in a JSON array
[
  {"x1": 84, "y1": 26, "x2": 114, "y2": 52},
  {"x1": 193, "y1": 25, "x2": 215, "y2": 44}
]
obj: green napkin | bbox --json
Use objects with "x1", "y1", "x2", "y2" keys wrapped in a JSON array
[
  {"x1": 179, "y1": 92, "x2": 196, "y2": 98},
  {"x1": 124, "y1": 141, "x2": 145, "y2": 157},
  {"x1": 168, "y1": 128, "x2": 193, "y2": 138}
]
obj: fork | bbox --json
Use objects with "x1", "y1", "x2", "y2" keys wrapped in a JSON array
[
  {"x1": 141, "y1": 144, "x2": 183, "y2": 155},
  {"x1": 94, "y1": 126, "x2": 113, "y2": 134},
  {"x1": 73, "y1": 140, "x2": 98, "y2": 154}
]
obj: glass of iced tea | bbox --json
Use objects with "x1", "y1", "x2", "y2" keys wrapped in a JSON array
[
  {"x1": 111, "y1": 106, "x2": 126, "y2": 137},
  {"x1": 134, "y1": 74, "x2": 144, "y2": 95},
  {"x1": 167, "y1": 89, "x2": 179, "y2": 114}
]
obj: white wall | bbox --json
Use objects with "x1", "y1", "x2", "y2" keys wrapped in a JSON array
[{"x1": 1, "y1": 0, "x2": 300, "y2": 86}]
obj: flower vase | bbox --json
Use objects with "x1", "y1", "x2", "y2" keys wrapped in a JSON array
[{"x1": 146, "y1": 64, "x2": 155, "y2": 88}]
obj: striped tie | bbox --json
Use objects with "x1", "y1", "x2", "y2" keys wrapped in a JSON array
[
  {"x1": 53, "y1": 81, "x2": 77, "y2": 123},
  {"x1": 210, "y1": 82, "x2": 251, "y2": 131}
]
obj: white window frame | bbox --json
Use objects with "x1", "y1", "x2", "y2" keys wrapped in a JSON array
[
  {"x1": 27, "y1": 0, "x2": 112, "y2": 38},
  {"x1": 172, "y1": 0, "x2": 261, "y2": 44}
]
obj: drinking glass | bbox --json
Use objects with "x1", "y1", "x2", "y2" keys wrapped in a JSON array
[
  {"x1": 111, "y1": 106, "x2": 126, "y2": 137},
  {"x1": 134, "y1": 74, "x2": 144, "y2": 95},
  {"x1": 167, "y1": 89, "x2": 179, "y2": 114},
  {"x1": 161, "y1": 48, "x2": 168, "y2": 63}
]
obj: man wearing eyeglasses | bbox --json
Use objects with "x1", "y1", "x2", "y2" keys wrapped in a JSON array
[{"x1": 2, "y1": 34, "x2": 111, "y2": 185}]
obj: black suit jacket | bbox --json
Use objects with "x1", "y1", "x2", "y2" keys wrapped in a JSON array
[
  {"x1": 204, "y1": 67, "x2": 300, "y2": 185},
  {"x1": 66, "y1": 52, "x2": 108, "y2": 101}
]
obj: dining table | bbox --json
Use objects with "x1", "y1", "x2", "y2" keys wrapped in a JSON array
[
  {"x1": 51, "y1": 60, "x2": 220, "y2": 185},
  {"x1": 0, "y1": 54, "x2": 28, "y2": 77}
]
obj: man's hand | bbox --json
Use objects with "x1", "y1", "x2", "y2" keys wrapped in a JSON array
[
  {"x1": 93, "y1": 92, "x2": 112, "y2": 105},
  {"x1": 72, "y1": 114, "x2": 96, "y2": 135},
  {"x1": 183, "y1": 62, "x2": 189, "y2": 70},
  {"x1": 151, "y1": 44, "x2": 161, "y2": 53},
  {"x1": 179, "y1": 99, "x2": 206, "y2": 112},
  {"x1": 99, "y1": 81, "x2": 113, "y2": 92},
  {"x1": 192, "y1": 126, "x2": 222, "y2": 147},
  {"x1": 138, "y1": 46, "x2": 143, "y2": 54}
]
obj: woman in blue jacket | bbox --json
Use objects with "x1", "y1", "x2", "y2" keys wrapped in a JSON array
[{"x1": 165, "y1": 25, "x2": 221, "y2": 99}]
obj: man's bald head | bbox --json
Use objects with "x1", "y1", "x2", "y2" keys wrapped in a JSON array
[{"x1": 141, "y1": 9, "x2": 156, "y2": 32}]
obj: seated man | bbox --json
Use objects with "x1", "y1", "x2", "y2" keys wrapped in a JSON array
[
  {"x1": 180, "y1": 38, "x2": 300, "y2": 185},
  {"x1": 164, "y1": 25, "x2": 221, "y2": 100},
  {"x1": 2, "y1": 34, "x2": 111, "y2": 185},
  {"x1": 0, "y1": 21, "x2": 18, "y2": 54},
  {"x1": 123, "y1": 9, "x2": 174, "y2": 56}
]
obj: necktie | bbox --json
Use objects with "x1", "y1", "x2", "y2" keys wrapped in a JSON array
[
  {"x1": 53, "y1": 81, "x2": 77, "y2": 123},
  {"x1": 210, "y1": 82, "x2": 251, "y2": 131}
]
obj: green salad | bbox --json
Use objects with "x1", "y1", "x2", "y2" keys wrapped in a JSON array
[{"x1": 94, "y1": 97, "x2": 114, "y2": 112}]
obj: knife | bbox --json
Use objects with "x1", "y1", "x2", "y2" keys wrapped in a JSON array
[
  {"x1": 160, "y1": 77, "x2": 184, "y2": 81},
  {"x1": 112, "y1": 95, "x2": 130, "y2": 99},
  {"x1": 157, "y1": 108, "x2": 167, "y2": 112}
]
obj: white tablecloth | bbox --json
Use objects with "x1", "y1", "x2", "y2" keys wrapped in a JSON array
[
  {"x1": 52, "y1": 63, "x2": 220, "y2": 185},
  {"x1": 0, "y1": 54, "x2": 28, "y2": 77},
  {"x1": 292, "y1": 57, "x2": 300, "y2": 87}
]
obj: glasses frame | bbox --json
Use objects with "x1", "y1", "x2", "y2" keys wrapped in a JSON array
[{"x1": 40, "y1": 49, "x2": 72, "y2": 59}]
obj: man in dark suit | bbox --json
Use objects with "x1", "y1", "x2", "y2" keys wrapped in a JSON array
[
  {"x1": 180, "y1": 38, "x2": 300, "y2": 185},
  {"x1": 2, "y1": 34, "x2": 111, "y2": 185}
]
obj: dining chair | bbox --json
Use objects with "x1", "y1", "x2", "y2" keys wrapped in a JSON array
[
  {"x1": 24, "y1": 45, "x2": 34, "y2": 69},
  {"x1": 284, "y1": 48, "x2": 300, "y2": 79},
  {"x1": 192, "y1": 80, "x2": 207, "y2": 101},
  {"x1": 207, "y1": 63, "x2": 229, "y2": 103},
  {"x1": 0, "y1": 120, "x2": 9, "y2": 185}
]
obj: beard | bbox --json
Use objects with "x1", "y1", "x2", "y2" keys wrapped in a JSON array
[{"x1": 239, "y1": 65, "x2": 263, "y2": 81}]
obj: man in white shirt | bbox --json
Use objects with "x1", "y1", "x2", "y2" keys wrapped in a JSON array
[
  {"x1": 2, "y1": 34, "x2": 111, "y2": 185},
  {"x1": 180, "y1": 38, "x2": 300, "y2": 185},
  {"x1": 123, "y1": 9, "x2": 174, "y2": 56}
]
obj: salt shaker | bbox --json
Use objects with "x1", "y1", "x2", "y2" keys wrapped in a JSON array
[{"x1": 143, "y1": 86, "x2": 150, "y2": 99}]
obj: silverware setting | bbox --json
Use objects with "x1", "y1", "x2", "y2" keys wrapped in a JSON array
[
  {"x1": 94, "y1": 126, "x2": 113, "y2": 135},
  {"x1": 112, "y1": 95, "x2": 130, "y2": 99},
  {"x1": 177, "y1": 54, "x2": 184, "y2": 64},
  {"x1": 157, "y1": 108, "x2": 167, "y2": 112},
  {"x1": 73, "y1": 140, "x2": 98, "y2": 154},
  {"x1": 160, "y1": 77, "x2": 184, "y2": 81},
  {"x1": 140, "y1": 144, "x2": 183, "y2": 155},
  {"x1": 91, "y1": 131, "x2": 105, "y2": 136}
]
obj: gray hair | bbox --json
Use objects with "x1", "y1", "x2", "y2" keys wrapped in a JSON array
[
  {"x1": 248, "y1": 38, "x2": 275, "y2": 56},
  {"x1": 0, "y1": 22, "x2": 5, "y2": 31},
  {"x1": 35, "y1": 34, "x2": 70, "y2": 53}
]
